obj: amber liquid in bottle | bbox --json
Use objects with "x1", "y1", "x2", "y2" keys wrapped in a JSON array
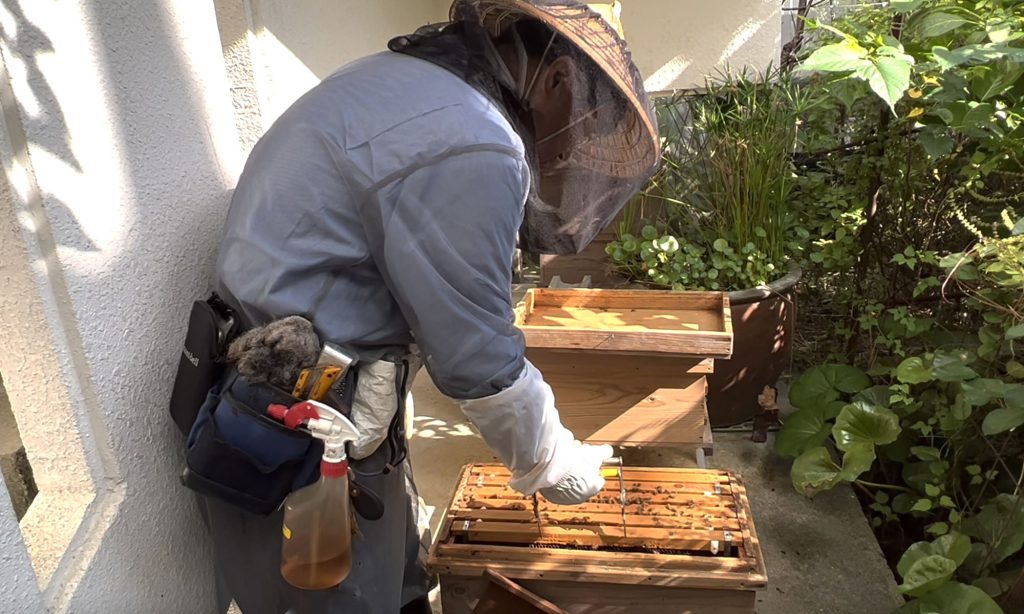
[{"x1": 280, "y1": 463, "x2": 353, "y2": 590}]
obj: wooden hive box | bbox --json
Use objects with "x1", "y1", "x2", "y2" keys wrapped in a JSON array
[
  {"x1": 515, "y1": 289, "x2": 733, "y2": 450},
  {"x1": 429, "y1": 463, "x2": 767, "y2": 614}
]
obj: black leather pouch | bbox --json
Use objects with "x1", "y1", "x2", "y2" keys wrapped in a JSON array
[{"x1": 168, "y1": 294, "x2": 239, "y2": 435}]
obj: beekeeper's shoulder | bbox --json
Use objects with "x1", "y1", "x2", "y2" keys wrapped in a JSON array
[{"x1": 313, "y1": 52, "x2": 526, "y2": 185}]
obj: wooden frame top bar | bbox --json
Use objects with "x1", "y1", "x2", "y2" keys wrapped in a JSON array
[
  {"x1": 429, "y1": 463, "x2": 767, "y2": 591},
  {"x1": 515, "y1": 289, "x2": 734, "y2": 359}
]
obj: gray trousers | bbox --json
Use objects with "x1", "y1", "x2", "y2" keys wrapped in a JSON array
[{"x1": 199, "y1": 450, "x2": 433, "y2": 614}]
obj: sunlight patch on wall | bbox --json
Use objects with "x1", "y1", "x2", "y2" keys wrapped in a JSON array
[
  {"x1": 250, "y1": 26, "x2": 318, "y2": 127},
  {"x1": 644, "y1": 55, "x2": 693, "y2": 93},
  {"x1": 718, "y1": 17, "x2": 771, "y2": 66}
]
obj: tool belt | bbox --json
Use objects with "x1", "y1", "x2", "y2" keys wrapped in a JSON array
[
  {"x1": 182, "y1": 370, "x2": 326, "y2": 515},
  {"x1": 169, "y1": 295, "x2": 414, "y2": 517}
]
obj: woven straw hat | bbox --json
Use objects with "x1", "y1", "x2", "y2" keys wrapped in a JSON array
[{"x1": 451, "y1": 0, "x2": 659, "y2": 179}]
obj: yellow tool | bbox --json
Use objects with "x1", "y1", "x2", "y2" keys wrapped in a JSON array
[
  {"x1": 532, "y1": 493, "x2": 543, "y2": 536},
  {"x1": 601, "y1": 457, "x2": 627, "y2": 538},
  {"x1": 291, "y1": 369, "x2": 313, "y2": 398},
  {"x1": 308, "y1": 366, "x2": 343, "y2": 401},
  {"x1": 291, "y1": 366, "x2": 343, "y2": 401}
]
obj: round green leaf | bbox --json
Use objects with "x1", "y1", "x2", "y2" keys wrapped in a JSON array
[
  {"x1": 981, "y1": 406, "x2": 1024, "y2": 435},
  {"x1": 913, "y1": 582, "x2": 1003, "y2": 614},
  {"x1": 932, "y1": 350, "x2": 978, "y2": 382},
  {"x1": 897, "y1": 357, "x2": 933, "y2": 384},
  {"x1": 657, "y1": 235, "x2": 680, "y2": 254},
  {"x1": 790, "y1": 447, "x2": 841, "y2": 497},
  {"x1": 893, "y1": 493, "x2": 917, "y2": 514},
  {"x1": 912, "y1": 499, "x2": 934, "y2": 513},
  {"x1": 641, "y1": 225, "x2": 658, "y2": 240},
  {"x1": 911, "y1": 446, "x2": 942, "y2": 462},
  {"x1": 1006, "y1": 384, "x2": 1024, "y2": 408},
  {"x1": 816, "y1": 400, "x2": 849, "y2": 420},
  {"x1": 775, "y1": 410, "x2": 832, "y2": 458},
  {"x1": 837, "y1": 442, "x2": 876, "y2": 481},
  {"x1": 853, "y1": 385, "x2": 893, "y2": 407},
  {"x1": 961, "y1": 378, "x2": 1005, "y2": 406},
  {"x1": 897, "y1": 555, "x2": 956, "y2": 597},
  {"x1": 971, "y1": 577, "x2": 1003, "y2": 598},
  {"x1": 789, "y1": 365, "x2": 871, "y2": 409},
  {"x1": 832, "y1": 401, "x2": 902, "y2": 451},
  {"x1": 898, "y1": 533, "x2": 971, "y2": 580},
  {"x1": 712, "y1": 238, "x2": 729, "y2": 252}
]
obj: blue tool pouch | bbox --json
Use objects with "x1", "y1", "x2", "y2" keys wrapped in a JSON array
[{"x1": 181, "y1": 373, "x2": 324, "y2": 516}]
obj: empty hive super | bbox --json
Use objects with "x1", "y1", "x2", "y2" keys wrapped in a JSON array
[{"x1": 430, "y1": 463, "x2": 767, "y2": 614}]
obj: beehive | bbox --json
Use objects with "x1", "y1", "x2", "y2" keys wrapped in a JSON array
[
  {"x1": 515, "y1": 289, "x2": 732, "y2": 452},
  {"x1": 430, "y1": 463, "x2": 767, "y2": 614}
]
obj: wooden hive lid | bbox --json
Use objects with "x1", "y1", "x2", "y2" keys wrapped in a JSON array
[{"x1": 429, "y1": 463, "x2": 767, "y2": 591}]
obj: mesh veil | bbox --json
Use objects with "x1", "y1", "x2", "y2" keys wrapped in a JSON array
[{"x1": 390, "y1": 0, "x2": 659, "y2": 255}]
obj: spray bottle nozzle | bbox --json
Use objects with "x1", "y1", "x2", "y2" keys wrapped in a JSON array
[{"x1": 266, "y1": 400, "x2": 360, "y2": 464}]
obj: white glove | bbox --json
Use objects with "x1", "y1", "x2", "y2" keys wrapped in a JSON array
[
  {"x1": 539, "y1": 441, "x2": 614, "y2": 505},
  {"x1": 347, "y1": 359, "x2": 425, "y2": 460},
  {"x1": 457, "y1": 361, "x2": 604, "y2": 497}
]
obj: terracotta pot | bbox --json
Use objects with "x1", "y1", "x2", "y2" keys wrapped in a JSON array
[{"x1": 706, "y1": 264, "x2": 802, "y2": 427}]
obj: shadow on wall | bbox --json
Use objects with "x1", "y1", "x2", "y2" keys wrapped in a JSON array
[
  {"x1": 0, "y1": 373, "x2": 37, "y2": 520},
  {"x1": 0, "y1": 0, "x2": 97, "y2": 253},
  {"x1": 1, "y1": 0, "x2": 235, "y2": 609}
]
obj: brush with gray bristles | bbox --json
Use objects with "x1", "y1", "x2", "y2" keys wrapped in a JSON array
[{"x1": 227, "y1": 316, "x2": 320, "y2": 391}]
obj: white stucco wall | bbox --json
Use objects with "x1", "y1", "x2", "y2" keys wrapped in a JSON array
[
  {"x1": 236, "y1": 0, "x2": 450, "y2": 128},
  {"x1": 623, "y1": 0, "x2": 782, "y2": 92},
  {"x1": 0, "y1": 0, "x2": 240, "y2": 610},
  {"x1": 236, "y1": 0, "x2": 780, "y2": 126},
  {"x1": 0, "y1": 473, "x2": 42, "y2": 613}
]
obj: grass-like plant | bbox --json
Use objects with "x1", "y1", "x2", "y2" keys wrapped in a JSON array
[{"x1": 609, "y1": 68, "x2": 818, "y2": 290}]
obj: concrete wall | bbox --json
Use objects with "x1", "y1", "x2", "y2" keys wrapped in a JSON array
[{"x1": 0, "y1": 0, "x2": 240, "y2": 610}]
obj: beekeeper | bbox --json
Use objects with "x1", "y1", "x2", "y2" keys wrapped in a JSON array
[{"x1": 203, "y1": 0, "x2": 659, "y2": 612}]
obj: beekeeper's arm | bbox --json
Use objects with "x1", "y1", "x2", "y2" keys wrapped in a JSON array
[{"x1": 364, "y1": 148, "x2": 610, "y2": 504}]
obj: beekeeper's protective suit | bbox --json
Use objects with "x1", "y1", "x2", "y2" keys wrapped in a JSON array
[{"x1": 203, "y1": 1, "x2": 659, "y2": 612}]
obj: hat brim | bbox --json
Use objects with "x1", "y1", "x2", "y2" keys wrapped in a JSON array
[{"x1": 459, "y1": 0, "x2": 660, "y2": 179}]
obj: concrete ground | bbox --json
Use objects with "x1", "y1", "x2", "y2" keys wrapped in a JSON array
[{"x1": 408, "y1": 374, "x2": 904, "y2": 614}]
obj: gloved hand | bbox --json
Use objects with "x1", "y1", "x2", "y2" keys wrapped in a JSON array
[
  {"x1": 539, "y1": 442, "x2": 614, "y2": 505},
  {"x1": 457, "y1": 361, "x2": 605, "y2": 497}
]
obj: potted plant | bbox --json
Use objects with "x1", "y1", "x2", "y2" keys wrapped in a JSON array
[{"x1": 606, "y1": 69, "x2": 815, "y2": 426}]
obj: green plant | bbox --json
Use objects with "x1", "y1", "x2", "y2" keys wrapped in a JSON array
[
  {"x1": 770, "y1": 3, "x2": 1024, "y2": 610},
  {"x1": 777, "y1": 220, "x2": 1024, "y2": 611},
  {"x1": 785, "y1": 0, "x2": 1024, "y2": 372},
  {"x1": 606, "y1": 69, "x2": 820, "y2": 291}
]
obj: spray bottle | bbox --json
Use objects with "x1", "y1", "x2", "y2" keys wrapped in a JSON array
[{"x1": 267, "y1": 399, "x2": 360, "y2": 590}]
